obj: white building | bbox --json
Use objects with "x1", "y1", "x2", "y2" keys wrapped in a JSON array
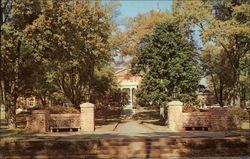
[{"x1": 114, "y1": 68, "x2": 141, "y2": 110}]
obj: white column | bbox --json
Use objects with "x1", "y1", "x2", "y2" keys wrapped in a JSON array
[
  {"x1": 130, "y1": 87, "x2": 133, "y2": 108},
  {"x1": 131, "y1": 88, "x2": 134, "y2": 106},
  {"x1": 80, "y1": 103, "x2": 95, "y2": 132},
  {"x1": 168, "y1": 101, "x2": 183, "y2": 131}
]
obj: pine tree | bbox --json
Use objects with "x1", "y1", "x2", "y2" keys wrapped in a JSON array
[{"x1": 132, "y1": 22, "x2": 200, "y2": 109}]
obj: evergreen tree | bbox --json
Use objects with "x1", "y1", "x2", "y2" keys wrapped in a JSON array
[{"x1": 132, "y1": 22, "x2": 200, "y2": 109}]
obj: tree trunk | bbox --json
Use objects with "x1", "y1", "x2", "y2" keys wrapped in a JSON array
[
  {"x1": 240, "y1": 83, "x2": 246, "y2": 108},
  {"x1": 39, "y1": 96, "x2": 47, "y2": 106},
  {"x1": 0, "y1": 81, "x2": 6, "y2": 105},
  {"x1": 0, "y1": 0, "x2": 5, "y2": 106},
  {"x1": 211, "y1": 73, "x2": 219, "y2": 104},
  {"x1": 234, "y1": 80, "x2": 241, "y2": 107},
  {"x1": 7, "y1": 39, "x2": 21, "y2": 128},
  {"x1": 218, "y1": 79, "x2": 224, "y2": 106},
  {"x1": 7, "y1": 96, "x2": 17, "y2": 129}
]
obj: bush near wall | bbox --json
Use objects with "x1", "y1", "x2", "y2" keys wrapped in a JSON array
[
  {"x1": 47, "y1": 106, "x2": 80, "y2": 114},
  {"x1": 183, "y1": 105, "x2": 200, "y2": 113},
  {"x1": 95, "y1": 108, "x2": 121, "y2": 119},
  {"x1": 227, "y1": 107, "x2": 249, "y2": 121}
]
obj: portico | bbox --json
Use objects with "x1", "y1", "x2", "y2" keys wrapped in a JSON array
[
  {"x1": 119, "y1": 83, "x2": 137, "y2": 109},
  {"x1": 114, "y1": 69, "x2": 141, "y2": 110}
]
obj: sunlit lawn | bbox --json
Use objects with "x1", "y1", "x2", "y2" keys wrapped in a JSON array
[
  {"x1": 241, "y1": 120, "x2": 250, "y2": 129},
  {"x1": 133, "y1": 109, "x2": 162, "y2": 125}
]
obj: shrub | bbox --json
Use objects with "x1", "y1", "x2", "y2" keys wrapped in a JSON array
[
  {"x1": 151, "y1": 104, "x2": 160, "y2": 110},
  {"x1": 47, "y1": 106, "x2": 80, "y2": 114},
  {"x1": 227, "y1": 107, "x2": 249, "y2": 121},
  {"x1": 227, "y1": 107, "x2": 249, "y2": 129},
  {"x1": 95, "y1": 109, "x2": 121, "y2": 119},
  {"x1": 183, "y1": 105, "x2": 200, "y2": 113}
]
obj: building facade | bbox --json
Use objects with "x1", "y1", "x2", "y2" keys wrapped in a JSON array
[{"x1": 114, "y1": 69, "x2": 141, "y2": 109}]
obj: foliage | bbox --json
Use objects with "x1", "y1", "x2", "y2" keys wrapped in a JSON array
[
  {"x1": 172, "y1": 0, "x2": 212, "y2": 32},
  {"x1": 227, "y1": 107, "x2": 249, "y2": 121},
  {"x1": 183, "y1": 105, "x2": 200, "y2": 113},
  {"x1": 95, "y1": 109, "x2": 121, "y2": 120},
  {"x1": 23, "y1": 1, "x2": 113, "y2": 107},
  {"x1": 112, "y1": 10, "x2": 172, "y2": 66},
  {"x1": 47, "y1": 106, "x2": 79, "y2": 114},
  {"x1": 201, "y1": 44, "x2": 235, "y2": 106},
  {"x1": 0, "y1": 0, "x2": 50, "y2": 128},
  {"x1": 173, "y1": 0, "x2": 250, "y2": 107},
  {"x1": 0, "y1": 0, "x2": 117, "y2": 128},
  {"x1": 132, "y1": 22, "x2": 200, "y2": 108},
  {"x1": 95, "y1": 87, "x2": 129, "y2": 110}
]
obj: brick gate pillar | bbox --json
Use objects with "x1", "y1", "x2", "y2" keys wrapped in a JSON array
[
  {"x1": 26, "y1": 110, "x2": 49, "y2": 132},
  {"x1": 80, "y1": 102, "x2": 95, "y2": 132},
  {"x1": 168, "y1": 101, "x2": 183, "y2": 131}
]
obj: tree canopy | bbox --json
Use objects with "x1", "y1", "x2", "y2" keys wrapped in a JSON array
[
  {"x1": 0, "y1": 0, "x2": 119, "y2": 128},
  {"x1": 173, "y1": 0, "x2": 250, "y2": 107},
  {"x1": 112, "y1": 10, "x2": 172, "y2": 66},
  {"x1": 131, "y1": 22, "x2": 200, "y2": 108},
  {"x1": 1, "y1": 0, "x2": 249, "y2": 129}
]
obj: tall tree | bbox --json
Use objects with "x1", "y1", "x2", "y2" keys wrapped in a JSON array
[
  {"x1": 201, "y1": 44, "x2": 235, "y2": 106},
  {"x1": 173, "y1": 0, "x2": 250, "y2": 107},
  {"x1": 1, "y1": 0, "x2": 46, "y2": 128},
  {"x1": 1, "y1": 0, "x2": 116, "y2": 128},
  {"x1": 132, "y1": 22, "x2": 200, "y2": 110},
  {"x1": 24, "y1": 1, "x2": 113, "y2": 106}
]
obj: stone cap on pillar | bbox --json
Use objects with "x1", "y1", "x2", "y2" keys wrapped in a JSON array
[
  {"x1": 168, "y1": 101, "x2": 183, "y2": 106},
  {"x1": 80, "y1": 102, "x2": 94, "y2": 108}
]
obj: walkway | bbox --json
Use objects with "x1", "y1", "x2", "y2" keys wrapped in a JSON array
[
  {"x1": 112, "y1": 119, "x2": 232, "y2": 139},
  {"x1": 115, "y1": 119, "x2": 153, "y2": 136}
]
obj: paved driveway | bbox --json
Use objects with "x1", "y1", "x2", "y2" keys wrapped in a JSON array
[{"x1": 115, "y1": 119, "x2": 153, "y2": 136}]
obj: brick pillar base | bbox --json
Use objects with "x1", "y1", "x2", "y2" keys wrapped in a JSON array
[
  {"x1": 26, "y1": 110, "x2": 49, "y2": 133},
  {"x1": 80, "y1": 103, "x2": 94, "y2": 132}
]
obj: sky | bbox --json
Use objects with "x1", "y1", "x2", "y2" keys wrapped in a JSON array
[{"x1": 119, "y1": 0, "x2": 172, "y2": 17}]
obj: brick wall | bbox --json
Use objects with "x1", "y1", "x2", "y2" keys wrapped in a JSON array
[
  {"x1": 168, "y1": 101, "x2": 239, "y2": 131},
  {"x1": 182, "y1": 112, "x2": 211, "y2": 128},
  {"x1": 26, "y1": 103, "x2": 95, "y2": 133},
  {"x1": 49, "y1": 114, "x2": 80, "y2": 130}
]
